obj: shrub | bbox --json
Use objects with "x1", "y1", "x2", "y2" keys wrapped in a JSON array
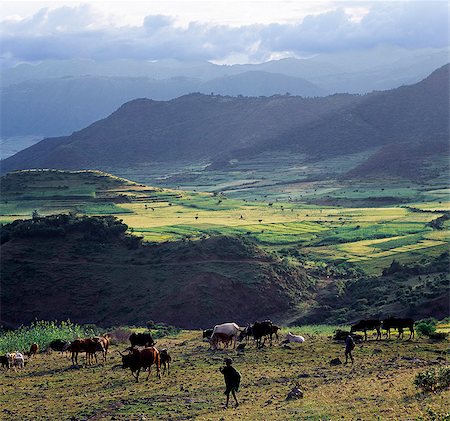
[
  {"x1": 414, "y1": 366, "x2": 450, "y2": 393},
  {"x1": 108, "y1": 327, "x2": 133, "y2": 345},
  {"x1": 416, "y1": 318, "x2": 438, "y2": 336}
]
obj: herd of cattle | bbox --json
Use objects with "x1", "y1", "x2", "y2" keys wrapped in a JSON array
[{"x1": 0, "y1": 317, "x2": 415, "y2": 380}]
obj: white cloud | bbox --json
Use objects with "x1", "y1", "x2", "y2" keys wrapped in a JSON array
[{"x1": 0, "y1": 1, "x2": 448, "y2": 66}]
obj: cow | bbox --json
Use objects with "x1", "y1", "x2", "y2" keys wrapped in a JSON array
[
  {"x1": 69, "y1": 338, "x2": 105, "y2": 365},
  {"x1": 210, "y1": 332, "x2": 233, "y2": 349},
  {"x1": 210, "y1": 323, "x2": 242, "y2": 349},
  {"x1": 118, "y1": 347, "x2": 161, "y2": 382},
  {"x1": 202, "y1": 329, "x2": 214, "y2": 340},
  {"x1": 6, "y1": 352, "x2": 16, "y2": 369},
  {"x1": 159, "y1": 349, "x2": 171, "y2": 376},
  {"x1": 350, "y1": 319, "x2": 382, "y2": 341},
  {"x1": 0, "y1": 355, "x2": 9, "y2": 369},
  {"x1": 382, "y1": 317, "x2": 415, "y2": 340},
  {"x1": 94, "y1": 334, "x2": 111, "y2": 362},
  {"x1": 129, "y1": 332, "x2": 155, "y2": 348},
  {"x1": 27, "y1": 343, "x2": 39, "y2": 358},
  {"x1": 238, "y1": 325, "x2": 254, "y2": 343},
  {"x1": 271, "y1": 325, "x2": 280, "y2": 342},
  {"x1": 252, "y1": 320, "x2": 274, "y2": 348},
  {"x1": 47, "y1": 339, "x2": 71, "y2": 353},
  {"x1": 13, "y1": 352, "x2": 25, "y2": 369},
  {"x1": 284, "y1": 332, "x2": 305, "y2": 343}
]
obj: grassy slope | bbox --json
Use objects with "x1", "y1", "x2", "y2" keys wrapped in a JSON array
[
  {"x1": 0, "y1": 330, "x2": 448, "y2": 420},
  {"x1": 1, "y1": 170, "x2": 448, "y2": 276}
]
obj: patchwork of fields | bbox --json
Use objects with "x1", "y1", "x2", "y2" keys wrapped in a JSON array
[{"x1": 1, "y1": 169, "x2": 449, "y2": 275}]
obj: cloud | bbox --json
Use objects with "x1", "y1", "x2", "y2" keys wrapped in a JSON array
[{"x1": 0, "y1": 2, "x2": 448, "y2": 66}]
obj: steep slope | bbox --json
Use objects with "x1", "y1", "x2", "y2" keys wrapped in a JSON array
[
  {"x1": 0, "y1": 215, "x2": 312, "y2": 328},
  {"x1": 1, "y1": 65, "x2": 448, "y2": 175},
  {"x1": 0, "y1": 93, "x2": 357, "y2": 171}
]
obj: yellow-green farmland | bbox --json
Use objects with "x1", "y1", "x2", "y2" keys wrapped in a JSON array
[{"x1": 1, "y1": 169, "x2": 449, "y2": 274}]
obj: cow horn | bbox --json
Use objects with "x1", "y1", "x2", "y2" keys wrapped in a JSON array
[{"x1": 116, "y1": 350, "x2": 124, "y2": 356}]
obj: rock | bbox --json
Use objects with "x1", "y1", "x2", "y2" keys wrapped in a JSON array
[
  {"x1": 330, "y1": 358, "x2": 342, "y2": 366},
  {"x1": 298, "y1": 373, "x2": 310, "y2": 378},
  {"x1": 373, "y1": 349, "x2": 382, "y2": 354},
  {"x1": 286, "y1": 386, "x2": 304, "y2": 400}
]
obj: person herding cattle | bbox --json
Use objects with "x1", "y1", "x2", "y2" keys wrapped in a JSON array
[
  {"x1": 344, "y1": 334, "x2": 355, "y2": 364},
  {"x1": 219, "y1": 358, "x2": 241, "y2": 408}
]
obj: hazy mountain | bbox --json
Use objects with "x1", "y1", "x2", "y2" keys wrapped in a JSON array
[
  {"x1": 1, "y1": 65, "x2": 448, "y2": 177},
  {"x1": 1, "y1": 72, "x2": 325, "y2": 137}
]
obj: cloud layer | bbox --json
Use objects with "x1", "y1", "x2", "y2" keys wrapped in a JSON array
[{"x1": 1, "y1": 2, "x2": 448, "y2": 66}]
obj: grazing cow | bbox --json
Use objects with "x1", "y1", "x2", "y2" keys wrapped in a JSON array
[
  {"x1": 210, "y1": 332, "x2": 233, "y2": 349},
  {"x1": 202, "y1": 329, "x2": 214, "y2": 340},
  {"x1": 159, "y1": 349, "x2": 171, "y2": 376},
  {"x1": 238, "y1": 325, "x2": 254, "y2": 343},
  {"x1": 47, "y1": 339, "x2": 71, "y2": 353},
  {"x1": 94, "y1": 334, "x2": 111, "y2": 362},
  {"x1": 350, "y1": 319, "x2": 382, "y2": 341},
  {"x1": 284, "y1": 332, "x2": 305, "y2": 343},
  {"x1": 0, "y1": 355, "x2": 9, "y2": 369},
  {"x1": 27, "y1": 343, "x2": 39, "y2": 358},
  {"x1": 271, "y1": 325, "x2": 280, "y2": 342},
  {"x1": 382, "y1": 317, "x2": 415, "y2": 340},
  {"x1": 13, "y1": 352, "x2": 25, "y2": 369},
  {"x1": 252, "y1": 320, "x2": 274, "y2": 348},
  {"x1": 129, "y1": 332, "x2": 155, "y2": 348},
  {"x1": 119, "y1": 347, "x2": 161, "y2": 382},
  {"x1": 211, "y1": 323, "x2": 242, "y2": 349},
  {"x1": 69, "y1": 338, "x2": 105, "y2": 365},
  {"x1": 6, "y1": 352, "x2": 16, "y2": 369}
]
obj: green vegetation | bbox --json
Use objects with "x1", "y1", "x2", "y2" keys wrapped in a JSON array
[
  {"x1": 0, "y1": 320, "x2": 99, "y2": 354},
  {"x1": 415, "y1": 366, "x2": 450, "y2": 393}
]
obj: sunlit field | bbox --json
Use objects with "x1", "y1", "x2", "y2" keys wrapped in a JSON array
[
  {"x1": 0, "y1": 328, "x2": 448, "y2": 420},
  {"x1": 1, "y1": 170, "x2": 449, "y2": 275}
]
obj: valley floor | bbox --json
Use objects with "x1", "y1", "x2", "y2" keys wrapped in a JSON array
[{"x1": 0, "y1": 330, "x2": 448, "y2": 420}]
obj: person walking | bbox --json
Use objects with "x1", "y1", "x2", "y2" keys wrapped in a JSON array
[
  {"x1": 219, "y1": 357, "x2": 241, "y2": 408},
  {"x1": 345, "y1": 334, "x2": 356, "y2": 364}
]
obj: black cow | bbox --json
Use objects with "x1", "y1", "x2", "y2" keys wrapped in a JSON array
[
  {"x1": 238, "y1": 325, "x2": 253, "y2": 343},
  {"x1": 129, "y1": 332, "x2": 155, "y2": 348},
  {"x1": 47, "y1": 339, "x2": 71, "y2": 353},
  {"x1": 119, "y1": 347, "x2": 160, "y2": 382},
  {"x1": 382, "y1": 317, "x2": 415, "y2": 340},
  {"x1": 350, "y1": 319, "x2": 382, "y2": 341},
  {"x1": 253, "y1": 320, "x2": 274, "y2": 348},
  {"x1": 0, "y1": 355, "x2": 9, "y2": 369},
  {"x1": 202, "y1": 329, "x2": 214, "y2": 340}
]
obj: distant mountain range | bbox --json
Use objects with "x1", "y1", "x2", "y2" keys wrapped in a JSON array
[
  {"x1": 1, "y1": 64, "x2": 448, "y2": 180},
  {"x1": 1, "y1": 47, "x2": 448, "y2": 137}
]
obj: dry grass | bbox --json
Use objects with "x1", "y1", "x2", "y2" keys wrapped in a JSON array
[{"x1": 1, "y1": 330, "x2": 448, "y2": 420}]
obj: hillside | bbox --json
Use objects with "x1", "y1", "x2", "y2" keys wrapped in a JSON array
[
  {"x1": 2, "y1": 65, "x2": 448, "y2": 177},
  {"x1": 0, "y1": 215, "x2": 312, "y2": 328},
  {"x1": 0, "y1": 72, "x2": 325, "y2": 138}
]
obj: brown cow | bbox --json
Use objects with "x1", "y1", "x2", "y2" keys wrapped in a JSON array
[
  {"x1": 93, "y1": 334, "x2": 111, "y2": 362},
  {"x1": 69, "y1": 338, "x2": 105, "y2": 365},
  {"x1": 27, "y1": 343, "x2": 39, "y2": 358},
  {"x1": 210, "y1": 332, "x2": 233, "y2": 349},
  {"x1": 119, "y1": 347, "x2": 161, "y2": 382},
  {"x1": 159, "y1": 349, "x2": 171, "y2": 376}
]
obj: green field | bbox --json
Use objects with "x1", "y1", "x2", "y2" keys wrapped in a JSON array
[{"x1": 1, "y1": 169, "x2": 449, "y2": 275}]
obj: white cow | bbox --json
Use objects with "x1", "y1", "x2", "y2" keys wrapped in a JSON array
[
  {"x1": 285, "y1": 332, "x2": 305, "y2": 343},
  {"x1": 14, "y1": 351, "x2": 25, "y2": 369},
  {"x1": 210, "y1": 323, "x2": 241, "y2": 349}
]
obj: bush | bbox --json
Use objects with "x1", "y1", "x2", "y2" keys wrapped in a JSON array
[
  {"x1": 414, "y1": 366, "x2": 450, "y2": 392},
  {"x1": 108, "y1": 327, "x2": 133, "y2": 345},
  {"x1": 416, "y1": 318, "x2": 438, "y2": 336}
]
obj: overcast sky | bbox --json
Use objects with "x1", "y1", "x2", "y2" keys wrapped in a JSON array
[{"x1": 1, "y1": 1, "x2": 448, "y2": 67}]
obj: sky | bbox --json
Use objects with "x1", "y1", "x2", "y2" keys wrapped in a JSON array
[{"x1": 0, "y1": 1, "x2": 449, "y2": 66}]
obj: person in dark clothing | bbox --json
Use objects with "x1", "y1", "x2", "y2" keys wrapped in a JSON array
[
  {"x1": 345, "y1": 334, "x2": 355, "y2": 364},
  {"x1": 219, "y1": 357, "x2": 241, "y2": 407}
]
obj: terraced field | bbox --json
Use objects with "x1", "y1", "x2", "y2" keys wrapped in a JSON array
[{"x1": 1, "y1": 169, "x2": 449, "y2": 275}]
